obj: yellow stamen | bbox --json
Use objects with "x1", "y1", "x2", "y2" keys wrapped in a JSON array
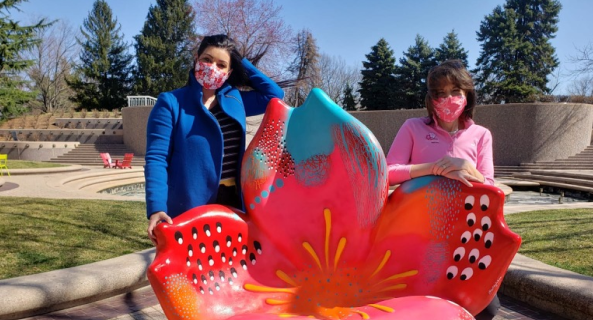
[
  {"x1": 276, "y1": 270, "x2": 298, "y2": 287},
  {"x1": 244, "y1": 283, "x2": 294, "y2": 294},
  {"x1": 370, "y1": 250, "x2": 391, "y2": 278},
  {"x1": 376, "y1": 270, "x2": 419, "y2": 286},
  {"x1": 368, "y1": 303, "x2": 395, "y2": 313},
  {"x1": 266, "y1": 299, "x2": 290, "y2": 305},
  {"x1": 352, "y1": 310, "x2": 370, "y2": 319},
  {"x1": 377, "y1": 284, "x2": 407, "y2": 292},
  {"x1": 324, "y1": 208, "x2": 331, "y2": 269},
  {"x1": 278, "y1": 314, "x2": 298, "y2": 318},
  {"x1": 302, "y1": 242, "x2": 323, "y2": 270},
  {"x1": 333, "y1": 237, "x2": 347, "y2": 270}
]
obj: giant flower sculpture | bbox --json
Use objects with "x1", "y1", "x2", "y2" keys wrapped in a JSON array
[{"x1": 147, "y1": 89, "x2": 521, "y2": 320}]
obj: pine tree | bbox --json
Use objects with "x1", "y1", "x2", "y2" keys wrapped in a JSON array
[
  {"x1": 358, "y1": 38, "x2": 397, "y2": 110},
  {"x1": 474, "y1": 0, "x2": 561, "y2": 104},
  {"x1": 342, "y1": 84, "x2": 357, "y2": 111},
  {"x1": 0, "y1": 0, "x2": 50, "y2": 118},
  {"x1": 435, "y1": 30, "x2": 469, "y2": 66},
  {"x1": 69, "y1": 0, "x2": 134, "y2": 110},
  {"x1": 287, "y1": 29, "x2": 320, "y2": 106},
  {"x1": 134, "y1": 0, "x2": 197, "y2": 97},
  {"x1": 394, "y1": 35, "x2": 437, "y2": 109}
]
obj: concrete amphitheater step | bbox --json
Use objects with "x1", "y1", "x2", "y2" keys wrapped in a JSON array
[
  {"x1": 526, "y1": 170, "x2": 593, "y2": 180},
  {"x1": 509, "y1": 175, "x2": 593, "y2": 193},
  {"x1": 47, "y1": 143, "x2": 145, "y2": 166},
  {"x1": 512, "y1": 173, "x2": 593, "y2": 188},
  {"x1": 50, "y1": 168, "x2": 145, "y2": 192}
]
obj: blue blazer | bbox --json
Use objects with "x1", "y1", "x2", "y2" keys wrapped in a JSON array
[{"x1": 145, "y1": 59, "x2": 284, "y2": 218}]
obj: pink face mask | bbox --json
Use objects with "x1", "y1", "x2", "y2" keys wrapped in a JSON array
[
  {"x1": 432, "y1": 95, "x2": 467, "y2": 123},
  {"x1": 194, "y1": 61, "x2": 230, "y2": 90}
]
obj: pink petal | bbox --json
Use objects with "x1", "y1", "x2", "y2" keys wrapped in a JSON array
[{"x1": 241, "y1": 90, "x2": 388, "y2": 269}]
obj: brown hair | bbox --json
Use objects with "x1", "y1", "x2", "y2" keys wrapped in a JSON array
[{"x1": 425, "y1": 59, "x2": 476, "y2": 124}]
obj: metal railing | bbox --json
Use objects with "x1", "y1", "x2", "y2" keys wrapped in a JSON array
[{"x1": 127, "y1": 96, "x2": 157, "y2": 107}]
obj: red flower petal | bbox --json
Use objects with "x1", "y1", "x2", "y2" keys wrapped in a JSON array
[
  {"x1": 368, "y1": 177, "x2": 521, "y2": 315},
  {"x1": 148, "y1": 205, "x2": 299, "y2": 320}
]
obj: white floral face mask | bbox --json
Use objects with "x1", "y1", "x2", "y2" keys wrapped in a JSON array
[
  {"x1": 432, "y1": 95, "x2": 467, "y2": 123},
  {"x1": 194, "y1": 61, "x2": 230, "y2": 90}
]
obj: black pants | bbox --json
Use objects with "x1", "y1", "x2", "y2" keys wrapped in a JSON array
[
  {"x1": 215, "y1": 184, "x2": 242, "y2": 209},
  {"x1": 475, "y1": 295, "x2": 500, "y2": 320}
]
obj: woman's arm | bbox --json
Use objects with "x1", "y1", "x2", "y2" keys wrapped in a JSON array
[
  {"x1": 476, "y1": 130, "x2": 495, "y2": 185},
  {"x1": 239, "y1": 58, "x2": 284, "y2": 116},
  {"x1": 387, "y1": 120, "x2": 438, "y2": 185},
  {"x1": 145, "y1": 93, "x2": 176, "y2": 218}
]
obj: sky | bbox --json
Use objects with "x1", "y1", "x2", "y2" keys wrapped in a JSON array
[{"x1": 9, "y1": 0, "x2": 593, "y2": 95}]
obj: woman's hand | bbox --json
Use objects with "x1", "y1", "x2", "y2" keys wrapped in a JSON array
[
  {"x1": 442, "y1": 169, "x2": 482, "y2": 187},
  {"x1": 147, "y1": 211, "x2": 173, "y2": 246},
  {"x1": 433, "y1": 156, "x2": 470, "y2": 174},
  {"x1": 433, "y1": 156, "x2": 484, "y2": 183}
]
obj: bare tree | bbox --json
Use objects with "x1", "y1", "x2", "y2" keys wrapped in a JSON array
[
  {"x1": 285, "y1": 29, "x2": 320, "y2": 106},
  {"x1": 193, "y1": 0, "x2": 293, "y2": 77},
  {"x1": 318, "y1": 53, "x2": 361, "y2": 105},
  {"x1": 567, "y1": 75, "x2": 593, "y2": 96},
  {"x1": 570, "y1": 43, "x2": 593, "y2": 75},
  {"x1": 25, "y1": 19, "x2": 78, "y2": 113}
]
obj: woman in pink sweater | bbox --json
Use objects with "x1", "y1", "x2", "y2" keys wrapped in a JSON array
[
  {"x1": 386, "y1": 59, "x2": 494, "y2": 187},
  {"x1": 387, "y1": 59, "x2": 498, "y2": 319}
]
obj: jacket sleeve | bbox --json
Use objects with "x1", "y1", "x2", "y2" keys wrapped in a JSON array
[
  {"x1": 239, "y1": 58, "x2": 285, "y2": 116},
  {"x1": 476, "y1": 129, "x2": 495, "y2": 185},
  {"x1": 386, "y1": 120, "x2": 414, "y2": 185},
  {"x1": 144, "y1": 92, "x2": 176, "y2": 218}
]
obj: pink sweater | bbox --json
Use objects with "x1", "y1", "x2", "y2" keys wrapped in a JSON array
[{"x1": 386, "y1": 117, "x2": 494, "y2": 185}]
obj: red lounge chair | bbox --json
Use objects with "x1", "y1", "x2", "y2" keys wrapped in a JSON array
[
  {"x1": 100, "y1": 153, "x2": 116, "y2": 168},
  {"x1": 115, "y1": 153, "x2": 133, "y2": 169}
]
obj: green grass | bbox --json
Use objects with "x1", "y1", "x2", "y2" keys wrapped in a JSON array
[
  {"x1": 5, "y1": 160, "x2": 67, "y2": 169},
  {"x1": 505, "y1": 208, "x2": 593, "y2": 277},
  {"x1": 0, "y1": 197, "x2": 150, "y2": 279}
]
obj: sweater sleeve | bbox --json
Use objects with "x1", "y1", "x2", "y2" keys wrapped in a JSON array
[
  {"x1": 476, "y1": 129, "x2": 495, "y2": 185},
  {"x1": 239, "y1": 58, "x2": 285, "y2": 116},
  {"x1": 144, "y1": 92, "x2": 176, "y2": 218},
  {"x1": 386, "y1": 120, "x2": 414, "y2": 185}
]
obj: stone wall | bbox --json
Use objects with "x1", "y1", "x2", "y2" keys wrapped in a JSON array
[
  {"x1": 350, "y1": 103, "x2": 593, "y2": 166},
  {"x1": 0, "y1": 142, "x2": 80, "y2": 161},
  {"x1": 122, "y1": 103, "x2": 593, "y2": 165},
  {"x1": 122, "y1": 106, "x2": 152, "y2": 156}
]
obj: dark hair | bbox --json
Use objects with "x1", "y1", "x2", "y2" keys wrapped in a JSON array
[
  {"x1": 192, "y1": 34, "x2": 249, "y2": 88},
  {"x1": 425, "y1": 59, "x2": 477, "y2": 123}
]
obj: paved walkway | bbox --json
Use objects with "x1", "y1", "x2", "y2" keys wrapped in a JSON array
[{"x1": 3, "y1": 167, "x2": 592, "y2": 320}]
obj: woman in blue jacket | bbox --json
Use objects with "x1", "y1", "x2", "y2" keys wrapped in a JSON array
[{"x1": 145, "y1": 34, "x2": 284, "y2": 244}]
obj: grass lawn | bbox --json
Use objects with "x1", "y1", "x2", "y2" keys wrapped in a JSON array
[
  {"x1": 505, "y1": 208, "x2": 593, "y2": 277},
  {"x1": 6, "y1": 160, "x2": 67, "y2": 169},
  {"x1": 0, "y1": 197, "x2": 150, "y2": 280}
]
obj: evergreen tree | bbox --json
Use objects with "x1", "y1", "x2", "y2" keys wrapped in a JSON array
[
  {"x1": 474, "y1": 0, "x2": 561, "y2": 103},
  {"x1": 435, "y1": 30, "x2": 469, "y2": 66},
  {"x1": 134, "y1": 0, "x2": 197, "y2": 97},
  {"x1": 0, "y1": 0, "x2": 50, "y2": 118},
  {"x1": 358, "y1": 38, "x2": 397, "y2": 110},
  {"x1": 394, "y1": 35, "x2": 437, "y2": 109},
  {"x1": 69, "y1": 0, "x2": 134, "y2": 110},
  {"x1": 342, "y1": 83, "x2": 357, "y2": 111},
  {"x1": 286, "y1": 29, "x2": 320, "y2": 106}
]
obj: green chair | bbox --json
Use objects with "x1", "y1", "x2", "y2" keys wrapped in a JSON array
[{"x1": 0, "y1": 154, "x2": 9, "y2": 176}]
